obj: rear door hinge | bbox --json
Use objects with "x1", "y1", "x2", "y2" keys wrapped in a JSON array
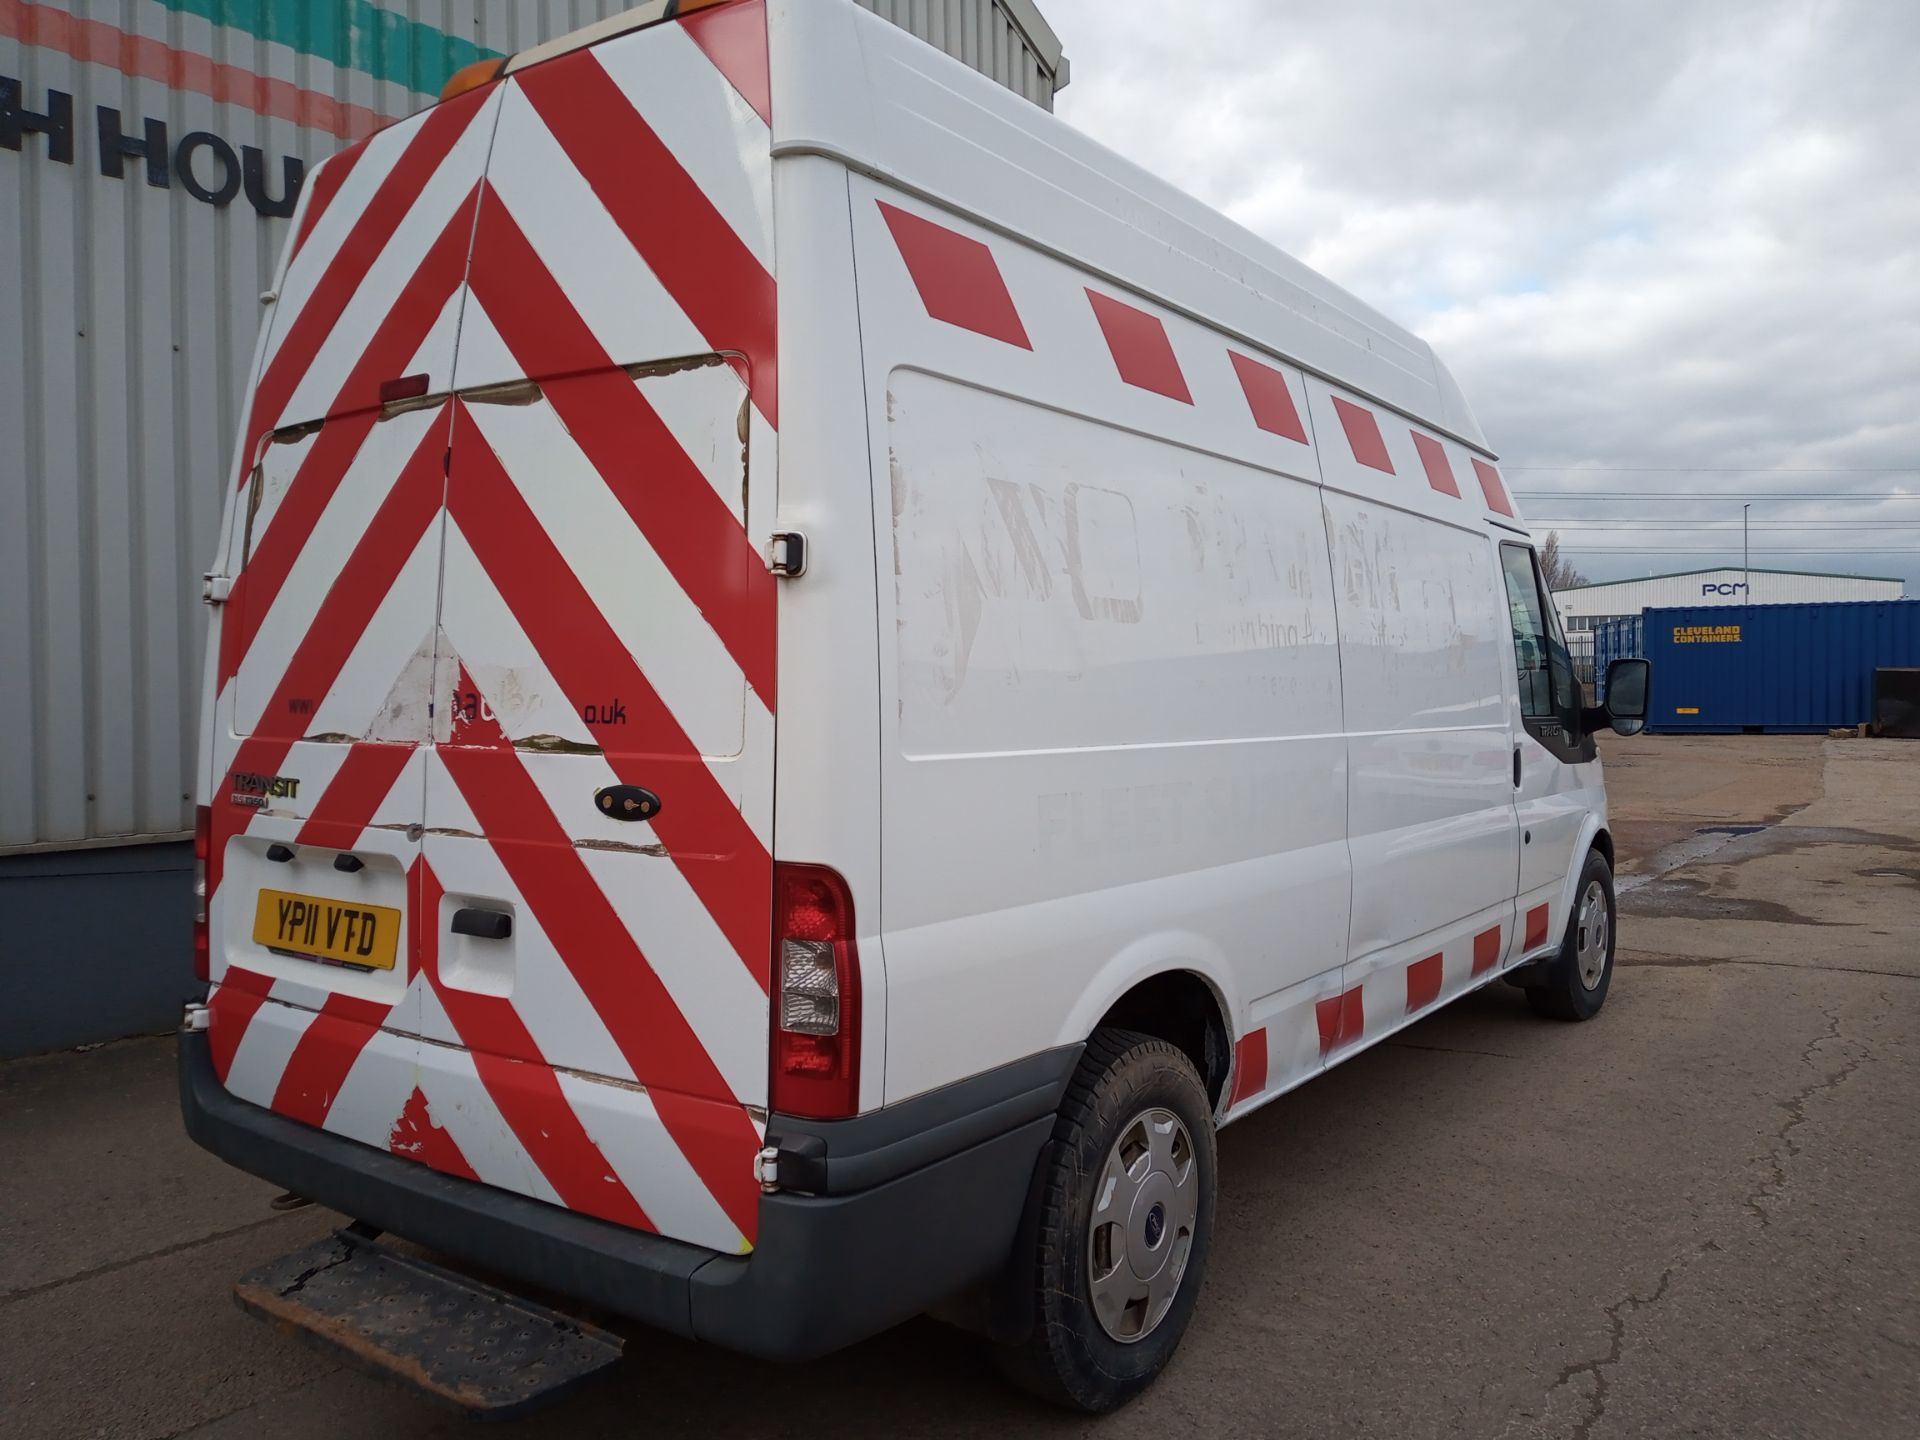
[
  {"x1": 202, "y1": 572, "x2": 234, "y2": 605},
  {"x1": 766, "y1": 531, "x2": 807, "y2": 578}
]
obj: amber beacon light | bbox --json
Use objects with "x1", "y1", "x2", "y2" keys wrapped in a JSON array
[{"x1": 439, "y1": 56, "x2": 505, "y2": 102}]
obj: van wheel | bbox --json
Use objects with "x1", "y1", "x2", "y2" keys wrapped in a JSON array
[
  {"x1": 993, "y1": 1028, "x2": 1217, "y2": 1412},
  {"x1": 1527, "y1": 850, "x2": 1616, "y2": 1021}
]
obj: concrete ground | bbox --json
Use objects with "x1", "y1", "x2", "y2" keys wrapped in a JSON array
[{"x1": 3, "y1": 735, "x2": 1916, "y2": 1439}]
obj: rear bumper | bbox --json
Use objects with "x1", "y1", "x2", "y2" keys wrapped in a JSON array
[{"x1": 178, "y1": 1031, "x2": 1076, "y2": 1362}]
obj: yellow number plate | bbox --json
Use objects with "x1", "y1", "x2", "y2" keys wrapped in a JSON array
[{"x1": 253, "y1": 889, "x2": 402, "y2": 971}]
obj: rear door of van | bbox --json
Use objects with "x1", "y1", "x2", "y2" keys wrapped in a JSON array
[
  {"x1": 206, "y1": 7, "x2": 778, "y2": 1255},
  {"x1": 204, "y1": 82, "x2": 501, "y2": 1160},
  {"x1": 418, "y1": 21, "x2": 777, "y2": 1253}
]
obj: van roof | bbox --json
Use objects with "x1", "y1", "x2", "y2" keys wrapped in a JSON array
[
  {"x1": 1556, "y1": 566, "x2": 1909, "y2": 592},
  {"x1": 777, "y1": 0, "x2": 1492, "y2": 454},
  {"x1": 483, "y1": 0, "x2": 1489, "y2": 454}
]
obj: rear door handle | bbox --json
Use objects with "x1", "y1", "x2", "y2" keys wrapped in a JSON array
[
  {"x1": 1513, "y1": 746, "x2": 1522, "y2": 788},
  {"x1": 451, "y1": 907, "x2": 512, "y2": 941}
]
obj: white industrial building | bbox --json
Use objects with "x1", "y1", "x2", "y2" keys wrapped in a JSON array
[
  {"x1": 0, "y1": 0, "x2": 1066, "y2": 1056},
  {"x1": 1554, "y1": 567, "x2": 1908, "y2": 632}
]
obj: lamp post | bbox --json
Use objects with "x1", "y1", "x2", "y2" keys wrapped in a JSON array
[{"x1": 1743, "y1": 503, "x2": 1750, "y2": 600}]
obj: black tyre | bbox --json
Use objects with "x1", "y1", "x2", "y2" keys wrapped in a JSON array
[
  {"x1": 994, "y1": 1028, "x2": 1217, "y2": 1412},
  {"x1": 1526, "y1": 849, "x2": 1615, "y2": 1021}
]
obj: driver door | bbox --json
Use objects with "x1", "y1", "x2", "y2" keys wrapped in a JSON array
[{"x1": 1500, "y1": 542, "x2": 1593, "y2": 961}]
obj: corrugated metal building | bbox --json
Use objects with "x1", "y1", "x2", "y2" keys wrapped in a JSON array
[
  {"x1": 0, "y1": 0, "x2": 1067, "y2": 1056},
  {"x1": 1554, "y1": 566, "x2": 1906, "y2": 633},
  {"x1": 859, "y1": 0, "x2": 1067, "y2": 108}
]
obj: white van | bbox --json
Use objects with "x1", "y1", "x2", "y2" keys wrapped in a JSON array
[{"x1": 181, "y1": 0, "x2": 1651, "y2": 1414}]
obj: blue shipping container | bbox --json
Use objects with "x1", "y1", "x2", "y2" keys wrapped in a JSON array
[
  {"x1": 1593, "y1": 616, "x2": 1644, "y2": 703},
  {"x1": 1636, "y1": 600, "x2": 1920, "y2": 733}
]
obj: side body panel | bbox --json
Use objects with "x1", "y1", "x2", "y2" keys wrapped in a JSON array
[
  {"x1": 759, "y1": 147, "x2": 890, "y2": 1115},
  {"x1": 850, "y1": 182, "x2": 1351, "y2": 1112},
  {"x1": 845, "y1": 162, "x2": 1584, "y2": 1120},
  {"x1": 1305, "y1": 390, "x2": 1524, "y2": 1050},
  {"x1": 781, "y1": 0, "x2": 1603, "y2": 1123}
]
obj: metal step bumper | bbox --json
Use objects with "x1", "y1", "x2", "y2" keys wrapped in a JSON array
[{"x1": 235, "y1": 1226, "x2": 624, "y2": 1420}]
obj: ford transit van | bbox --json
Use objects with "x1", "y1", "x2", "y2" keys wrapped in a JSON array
[{"x1": 181, "y1": 0, "x2": 1651, "y2": 1412}]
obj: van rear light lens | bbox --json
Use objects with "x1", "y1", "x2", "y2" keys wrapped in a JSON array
[
  {"x1": 770, "y1": 863, "x2": 860, "y2": 1118},
  {"x1": 779, "y1": 942, "x2": 840, "y2": 1034},
  {"x1": 192, "y1": 805, "x2": 212, "y2": 983}
]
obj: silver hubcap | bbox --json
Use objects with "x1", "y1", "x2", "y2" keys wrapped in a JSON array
[
  {"x1": 1088, "y1": 1107, "x2": 1198, "y2": 1344},
  {"x1": 1576, "y1": 879, "x2": 1610, "y2": 990}
]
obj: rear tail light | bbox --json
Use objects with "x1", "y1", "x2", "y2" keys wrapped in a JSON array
[
  {"x1": 192, "y1": 805, "x2": 212, "y2": 983},
  {"x1": 770, "y1": 863, "x2": 861, "y2": 1119}
]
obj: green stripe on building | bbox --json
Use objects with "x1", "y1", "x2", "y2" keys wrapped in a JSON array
[{"x1": 149, "y1": 0, "x2": 501, "y2": 95}]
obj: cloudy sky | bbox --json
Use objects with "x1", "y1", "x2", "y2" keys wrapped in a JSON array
[{"x1": 1041, "y1": 0, "x2": 1920, "y2": 589}]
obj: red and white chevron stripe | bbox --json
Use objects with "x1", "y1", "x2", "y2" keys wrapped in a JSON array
[
  {"x1": 204, "y1": 4, "x2": 777, "y2": 1253},
  {"x1": 872, "y1": 193, "x2": 1519, "y2": 523}
]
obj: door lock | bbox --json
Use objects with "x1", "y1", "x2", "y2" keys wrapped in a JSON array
[
  {"x1": 595, "y1": 785, "x2": 661, "y2": 821},
  {"x1": 766, "y1": 530, "x2": 807, "y2": 577}
]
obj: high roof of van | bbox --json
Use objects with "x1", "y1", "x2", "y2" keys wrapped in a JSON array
[
  {"x1": 452, "y1": 0, "x2": 1491, "y2": 456},
  {"x1": 780, "y1": 0, "x2": 1493, "y2": 455}
]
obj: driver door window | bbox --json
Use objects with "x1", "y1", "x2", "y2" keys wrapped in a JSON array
[
  {"x1": 1500, "y1": 542, "x2": 1586, "y2": 755},
  {"x1": 1501, "y1": 545, "x2": 1555, "y2": 719}
]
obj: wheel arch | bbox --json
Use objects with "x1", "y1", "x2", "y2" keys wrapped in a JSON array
[
  {"x1": 1557, "y1": 815, "x2": 1615, "y2": 929},
  {"x1": 1590, "y1": 826, "x2": 1615, "y2": 871},
  {"x1": 1088, "y1": 969, "x2": 1233, "y2": 1110}
]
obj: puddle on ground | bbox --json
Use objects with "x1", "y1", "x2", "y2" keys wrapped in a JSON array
[
  {"x1": 1619, "y1": 827, "x2": 1761, "y2": 894},
  {"x1": 1620, "y1": 823, "x2": 1920, "y2": 896},
  {"x1": 1619, "y1": 875, "x2": 1833, "y2": 926},
  {"x1": 1857, "y1": 866, "x2": 1920, "y2": 886},
  {"x1": 1617, "y1": 815, "x2": 1920, "y2": 923},
  {"x1": 1744, "y1": 825, "x2": 1919, "y2": 856}
]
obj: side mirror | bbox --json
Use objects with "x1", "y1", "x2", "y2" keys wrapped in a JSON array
[{"x1": 1602, "y1": 657, "x2": 1650, "y2": 736}]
